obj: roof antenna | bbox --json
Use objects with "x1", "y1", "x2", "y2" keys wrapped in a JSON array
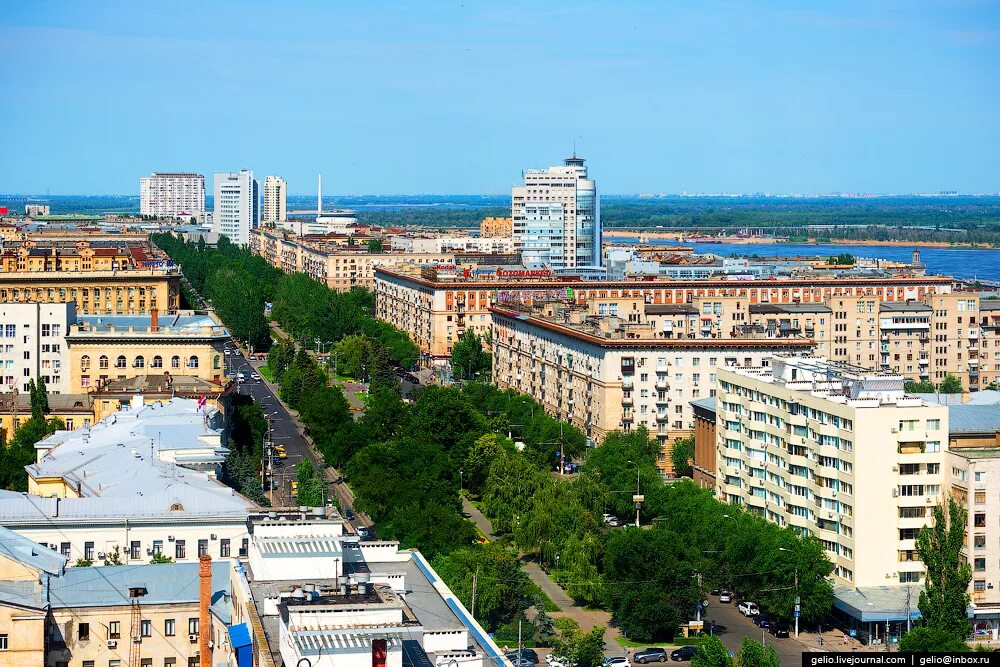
[{"x1": 573, "y1": 140, "x2": 576, "y2": 158}]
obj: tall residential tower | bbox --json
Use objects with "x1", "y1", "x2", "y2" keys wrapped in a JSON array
[
  {"x1": 512, "y1": 154, "x2": 601, "y2": 269},
  {"x1": 213, "y1": 170, "x2": 259, "y2": 245},
  {"x1": 139, "y1": 172, "x2": 205, "y2": 220},
  {"x1": 263, "y1": 175, "x2": 287, "y2": 223}
]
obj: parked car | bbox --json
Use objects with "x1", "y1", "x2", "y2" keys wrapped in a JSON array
[
  {"x1": 718, "y1": 591, "x2": 732, "y2": 603},
  {"x1": 250, "y1": 372, "x2": 261, "y2": 381},
  {"x1": 546, "y1": 656, "x2": 569, "y2": 667},
  {"x1": 237, "y1": 372, "x2": 247, "y2": 382},
  {"x1": 507, "y1": 649, "x2": 539, "y2": 665},
  {"x1": 602, "y1": 514, "x2": 621, "y2": 527},
  {"x1": 738, "y1": 601, "x2": 760, "y2": 617},
  {"x1": 507, "y1": 658, "x2": 534, "y2": 667},
  {"x1": 603, "y1": 658, "x2": 630, "y2": 667},
  {"x1": 754, "y1": 615, "x2": 771, "y2": 629},
  {"x1": 768, "y1": 623, "x2": 789, "y2": 638},
  {"x1": 634, "y1": 648, "x2": 668, "y2": 664},
  {"x1": 344, "y1": 509, "x2": 355, "y2": 521},
  {"x1": 670, "y1": 647, "x2": 698, "y2": 662}
]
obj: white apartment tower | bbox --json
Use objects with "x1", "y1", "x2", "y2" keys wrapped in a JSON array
[
  {"x1": 139, "y1": 172, "x2": 205, "y2": 219},
  {"x1": 0, "y1": 303, "x2": 75, "y2": 394},
  {"x1": 715, "y1": 357, "x2": 948, "y2": 590},
  {"x1": 263, "y1": 175, "x2": 287, "y2": 223},
  {"x1": 512, "y1": 154, "x2": 601, "y2": 269},
  {"x1": 213, "y1": 170, "x2": 259, "y2": 246}
]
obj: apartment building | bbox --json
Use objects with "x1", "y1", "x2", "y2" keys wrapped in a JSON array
[
  {"x1": 0, "y1": 239, "x2": 180, "y2": 315},
  {"x1": 480, "y1": 216, "x2": 513, "y2": 238},
  {"x1": 0, "y1": 303, "x2": 75, "y2": 393},
  {"x1": 716, "y1": 357, "x2": 949, "y2": 590},
  {"x1": 235, "y1": 508, "x2": 505, "y2": 667},
  {"x1": 2, "y1": 397, "x2": 253, "y2": 566},
  {"x1": 65, "y1": 309, "x2": 229, "y2": 391},
  {"x1": 390, "y1": 234, "x2": 515, "y2": 254},
  {"x1": 251, "y1": 227, "x2": 454, "y2": 292},
  {"x1": 24, "y1": 203, "x2": 50, "y2": 217},
  {"x1": 490, "y1": 299, "x2": 815, "y2": 469},
  {"x1": 374, "y1": 266, "x2": 953, "y2": 361},
  {"x1": 512, "y1": 154, "x2": 600, "y2": 268},
  {"x1": 263, "y1": 175, "x2": 287, "y2": 223},
  {"x1": 214, "y1": 170, "x2": 259, "y2": 245},
  {"x1": 139, "y1": 172, "x2": 206, "y2": 219}
]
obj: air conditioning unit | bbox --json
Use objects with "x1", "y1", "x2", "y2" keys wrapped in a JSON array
[
  {"x1": 97, "y1": 552, "x2": 106, "y2": 559},
  {"x1": 189, "y1": 633, "x2": 199, "y2": 643},
  {"x1": 891, "y1": 428, "x2": 899, "y2": 433},
  {"x1": 106, "y1": 640, "x2": 117, "y2": 649},
  {"x1": 892, "y1": 488, "x2": 899, "y2": 497},
  {"x1": 132, "y1": 636, "x2": 142, "y2": 644},
  {"x1": 210, "y1": 534, "x2": 217, "y2": 540},
  {"x1": 168, "y1": 536, "x2": 175, "y2": 542},
  {"x1": 891, "y1": 465, "x2": 898, "y2": 472}
]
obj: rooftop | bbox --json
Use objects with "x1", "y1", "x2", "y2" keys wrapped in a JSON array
[
  {"x1": 71, "y1": 311, "x2": 227, "y2": 337},
  {"x1": 750, "y1": 303, "x2": 833, "y2": 315},
  {"x1": 49, "y1": 560, "x2": 229, "y2": 610},
  {"x1": 2, "y1": 398, "x2": 252, "y2": 524},
  {"x1": 834, "y1": 585, "x2": 923, "y2": 623},
  {"x1": 947, "y1": 404, "x2": 1000, "y2": 435},
  {"x1": 0, "y1": 524, "x2": 66, "y2": 576},
  {"x1": 880, "y1": 301, "x2": 933, "y2": 313}
]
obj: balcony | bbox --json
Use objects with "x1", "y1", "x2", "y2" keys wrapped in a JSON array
[
  {"x1": 621, "y1": 395, "x2": 634, "y2": 406},
  {"x1": 655, "y1": 377, "x2": 669, "y2": 390},
  {"x1": 656, "y1": 413, "x2": 669, "y2": 423},
  {"x1": 621, "y1": 376, "x2": 634, "y2": 390}
]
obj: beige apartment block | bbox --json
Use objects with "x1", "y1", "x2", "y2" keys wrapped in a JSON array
[
  {"x1": 490, "y1": 299, "x2": 815, "y2": 471},
  {"x1": 374, "y1": 266, "x2": 953, "y2": 362},
  {"x1": 251, "y1": 227, "x2": 454, "y2": 292},
  {"x1": 715, "y1": 357, "x2": 949, "y2": 589},
  {"x1": 480, "y1": 216, "x2": 513, "y2": 238},
  {"x1": 66, "y1": 311, "x2": 230, "y2": 392}
]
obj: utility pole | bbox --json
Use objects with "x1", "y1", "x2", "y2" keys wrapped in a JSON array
[{"x1": 471, "y1": 565, "x2": 479, "y2": 620}]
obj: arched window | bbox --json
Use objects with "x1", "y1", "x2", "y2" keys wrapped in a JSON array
[
  {"x1": 171, "y1": 356, "x2": 180, "y2": 369},
  {"x1": 133, "y1": 355, "x2": 145, "y2": 368},
  {"x1": 213, "y1": 355, "x2": 221, "y2": 369},
  {"x1": 116, "y1": 355, "x2": 127, "y2": 369},
  {"x1": 151, "y1": 355, "x2": 163, "y2": 368},
  {"x1": 187, "y1": 355, "x2": 199, "y2": 369},
  {"x1": 81, "y1": 355, "x2": 90, "y2": 370},
  {"x1": 99, "y1": 355, "x2": 109, "y2": 369}
]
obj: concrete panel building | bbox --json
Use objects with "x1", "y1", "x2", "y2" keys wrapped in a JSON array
[
  {"x1": 263, "y1": 175, "x2": 287, "y2": 223},
  {"x1": 214, "y1": 170, "x2": 259, "y2": 246},
  {"x1": 0, "y1": 302, "x2": 75, "y2": 394},
  {"x1": 140, "y1": 172, "x2": 206, "y2": 220}
]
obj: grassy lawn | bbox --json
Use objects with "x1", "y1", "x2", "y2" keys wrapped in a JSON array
[
  {"x1": 357, "y1": 392, "x2": 370, "y2": 405},
  {"x1": 334, "y1": 372, "x2": 358, "y2": 382},
  {"x1": 258, "y1": 365, "x2": 276, "y2": 382}
]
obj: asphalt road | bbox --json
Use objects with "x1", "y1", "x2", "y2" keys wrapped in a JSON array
[{"x1": 702, "y1": 593, "x2": 810, "y2": 663}]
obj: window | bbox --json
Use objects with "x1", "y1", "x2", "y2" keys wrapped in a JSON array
[
  {"x1": 141, "y1": 660, "x2": 152, "y2": 667},
  {"x1": 188, "y1": 659, "x2": 199, "y2": 667},
  {"x1": 220, "y1": 539, "x2": 230, "y2": 558},
  {"x1": 164, "y1": 618, "x2": 175, "y2": 636},
  {"x1": 84, "y1": 662, "x2": 94, "y2": 667},
  {"x1": 84, "y1": 542, "x2": 94, "y2": 560},
  {"x1": 60, "y1": 542, "x2": 70, "y2": 558},
  {"x1": 187, "y1": 355, "x2": 199, "y2": 369},
  {"x1": 81, "y1": 355, "x2": 91, "y2": 370},
  {"x1": 899, "y1": 571, "x2": 921, "y2": 583},
  {"x1": 198, "y1": 539, "x2": 208, "y2": 557},
  {"x1": 110, "y1": 661, "x2": 122, "y2": 667},
  {"x1": 99, "y1": 355, "x2": 109, "y2": 369},
  {"x1": 152, "y1": 355, "x2": 162, "y2": 368},
  {"x1": 175, "y1": 540, "x2": 186, "y2": 559},
  {"x1": 188, "y1": 617, "x2": 199, "y2": 635},
  {"x1": 213, "y1": 355, "x2": 221, "y2": 369},
  {"x1": 116, "y1": 355, "x2": 127, "y2": 368},
  {"x1": 0, "y1": 634, "x2": 6, "y2": 650},
  {"x1": 975, "y1": 558, "x2": 987, "y2": 572},
  {"x1": 165, "y1": 659, "x2": 176, "y2": 667},
  {"x1": 152, "y1": 540, "x2": 163, "y2": 555},
  {"x1": 134, "y1": 355, "x2": 145, "y2": 368},
  {"x1": 171, "y1": 356, "x2": 180, "y2": 368},
  {"x1": 130, "y1": 541, "x2": 141, "y2": 560},
  {"x1": 109, "y1": 621, "x2": 121, "y2": 639},
  {"x1": 927, "y1": 419, "x2": 941, "y2": 430},
  {"x1": 140, "y1": 620, "x2": 151, "y2": 637}
]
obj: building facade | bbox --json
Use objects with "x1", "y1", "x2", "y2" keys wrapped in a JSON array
[
  {"x1": 263, "y1": 175, "x2": 287, "y2": 223},
  {"x1": 512, "y1": 154, "x2": 600, "y2": 268},
  {"x1": 214, "y1": 170, "x2": 259, "y2": 246},
  {"x1": 480, "y1": 216, "x2": 513, "y2": 238},
  {"x1": 373, "y1": 266, "x2": 954, "y2": 361},
  {"x1": 140, "y1": 172, "x2": 206, "y2": 219},
  {"x1": 715, "y1": 357, "x2": 949, "y2": 589},
  {"x1": 24, "y1": 204, "x2": 50, "y2": 217},
  {"x1": 0, "y1": 303, "x2": 75, "y2": 393},
  {"x1": 491, "y1": 300, "x2": 815, "y2": 470}
]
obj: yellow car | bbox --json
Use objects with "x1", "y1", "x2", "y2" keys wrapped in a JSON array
[{"x1": 291, "y1": 480, "x2": 299, "y2": 496}]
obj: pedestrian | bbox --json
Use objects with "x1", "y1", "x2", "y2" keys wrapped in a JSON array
[{"x1": 843, "y1": 635, "x2": 848, "y2": 646}]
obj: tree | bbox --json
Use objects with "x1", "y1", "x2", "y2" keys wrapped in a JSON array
[
  {"x1": 916, "y1": 498, "x2": 972, "y2": 642},
  {"x1": 150, "y1": 552, "x2": 174, "y2": 564},
  {"x1": 451, "y1": 330, "x2": 491, "y2": 381},
  {"x1": 432, "y1": 543, "x2": 530, "y2": 632},
  {"x1": 550, "y1": 619, "x2": 605, "y2": 667},
  {"x1": 464, "y1": 433, "x2": 513, "y2": 493},
  {"x1": 692, "y1": 636, "x2": 733, "y2": 667},
  {"x1": 296, "y1": 459, "x2": 326, "y2": 507},
  {"x1": 898, "y1": 626, "x2": 969, "y2": 652},
  {"x1": 670, "y1": 436, "x2": 695, "y2": 477},
  {"x1": 905, "y1": 380, "x2": 936, "y2": 393},
  {"x1": 74, "y1": 558, "x2": 93, "y2": 567},
  {"x1": 367, "y1": 239, "x2": 384, "y2": 253},
  {"x1": 735, "y1": 638, "x2": 778, "y2": 667},
  {"x1": 103, "y1": 546, "x2": 124, "y2": 566},
  {"x1": 939, "y1": 375, "x2": 963, "y2": 394}
]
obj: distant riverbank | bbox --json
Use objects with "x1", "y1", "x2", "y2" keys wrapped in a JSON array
[{"x1": 608, "y1": 229, "x2": 998, "y2": 249}]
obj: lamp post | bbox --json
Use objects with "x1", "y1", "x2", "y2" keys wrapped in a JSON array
[
  {"x1": 627, "y1": 460, "x2": 641, "y2": 527},
  {"x1": 778, "y1": 547, "x2": 800, "y2": 638}
]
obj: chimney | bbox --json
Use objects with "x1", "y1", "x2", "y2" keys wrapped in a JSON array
[
  {"x1": 199, "y1": 555, "x2": 212, "y2": 667},
  {"x1": 150, "y1": 307, "x2": 159, "y2": 332}
]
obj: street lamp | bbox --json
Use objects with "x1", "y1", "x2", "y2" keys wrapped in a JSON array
[
  {"x1": 627, "y1": 460, "x2": 642, "y2": 527},
  {"x1": 778, "y1": 547, "x2": 800, "y2": 638}
]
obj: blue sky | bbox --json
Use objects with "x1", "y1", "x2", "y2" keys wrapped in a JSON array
[{"x1": 1, "y1": 1, "x2": 998, "y2": 195}]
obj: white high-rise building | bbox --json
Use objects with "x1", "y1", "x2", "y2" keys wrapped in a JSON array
[
  {"x1": 139, "y1": 173, "x2": 205, "y2": 220},
  {"x1": 512, "y1": 154, "x2": 600, "y2": 269},
  {"x1": 0, "y1": 303, "x2": 75, "y2": 394},
  {"x1": 213, "y1": 170, "x2": 259, "y2": 246},
  {"x1": 263, "y1": 175, "x2": 287, "y2": 223}
]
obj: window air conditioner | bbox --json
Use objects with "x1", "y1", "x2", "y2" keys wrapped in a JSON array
[
  {"x1": 97, "y1": 552, "x2": 106, "y2": 559},
  {"x1": 132, "y1": 636, "x2": 142, "y2": 644},
  {"x1": 106, "y1": 640, "x2": 117, "y2": 649},
  {"x1": 189, "y1": 633, "x2": 199, "y2": 643}
]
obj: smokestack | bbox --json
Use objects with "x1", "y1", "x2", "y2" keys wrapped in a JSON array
[
  {"x1": 150, "y1": 307, "x2": 159, "y2": 332},
  {"x1": 199, "y1": 555, "x2": 212, "y2": 667},
  {"x1": 318, "y1": 173, "x2": 322, "y2": 214}
]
